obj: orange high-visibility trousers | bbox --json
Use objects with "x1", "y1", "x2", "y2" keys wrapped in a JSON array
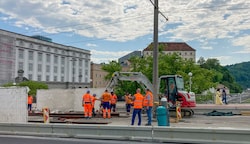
[
  {"x1": 103, "y1": 109, "x2": 111, "y2": 119},
  {"x1": 84, "y1": 104, "x2": 92, "y2": 118}
]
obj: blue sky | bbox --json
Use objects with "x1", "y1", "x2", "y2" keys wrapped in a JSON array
[{"x1": 0, "y1": 0, "x2": 249, "y2": 66}]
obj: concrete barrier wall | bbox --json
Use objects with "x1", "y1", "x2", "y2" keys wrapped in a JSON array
[
  {"x1": 0, "y1": 87, "x2": 28, "y2": 123},
  {"x1": 0, "y1": 123, "x2": 250, "y2": 144},
  {"x1": 37, "y1": 88, "x2": 105, "y2": 112}
]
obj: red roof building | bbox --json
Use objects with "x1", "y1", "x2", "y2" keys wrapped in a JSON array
[{"x1": 143, "y1": 42, "x2": 196, "y2": 61}]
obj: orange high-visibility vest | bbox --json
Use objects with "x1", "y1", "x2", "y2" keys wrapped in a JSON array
[
  {"x1": 111, "y1": 94, "x2": 117, "y2": 104},
  {"x1": 143, "y1": 91, "x2": 153, "y2": 107},
  {"x1": 133, "y1": 93, "x2": 144, "y2": 109},
  {"x1": 83, "y1": 93, "x2": 92, "y2": 104},
  {"x1": 125, "y1": 95, "x2": 132, "y2": 104},
  {"x1": 28, "y1": 96, "x2": 33, "y2": 104},
  {"x1": 102, "y1": 92, "x2": 111, "y2": 102}
]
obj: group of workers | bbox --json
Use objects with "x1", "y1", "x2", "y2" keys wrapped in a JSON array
[
  {"x1": 82, "y1": 88, "x2": 154, "y2": 126},
  {"x1": 82, "y1": 89, "x2": 118, "y2": 119}
]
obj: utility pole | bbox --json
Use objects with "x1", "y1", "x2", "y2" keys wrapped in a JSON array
[{"x1": 153, "y1": 0, "x2": 159, "y2": 104}]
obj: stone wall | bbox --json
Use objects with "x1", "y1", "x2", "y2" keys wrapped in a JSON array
[
  {"x1": 0, "y1": 87, "x2": 28, "y2": 123},
  {"x1": 36, "y1": 88, "x2": 106, "y2": 112}
]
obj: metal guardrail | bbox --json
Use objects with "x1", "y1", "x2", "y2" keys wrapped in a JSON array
[{"x1": 0, "y1": 123, "x2": 250, "y2": 144}]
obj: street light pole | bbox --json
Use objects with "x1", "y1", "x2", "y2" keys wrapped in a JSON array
[{"x1": 188, "y1": 72, "x2": 192, "y2": 92}]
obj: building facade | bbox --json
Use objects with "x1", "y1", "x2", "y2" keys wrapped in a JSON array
[
  {"x1": 143, "y1": 42, "x2": 196, "y2": 61},
  {"x1": 0, "y1": 29, "x2": 91, "y2": 89},
  {"x1": 118, "y1": 51, "x2": 142, "y2": 66},
  {"x1": 90, "y1": 63, "x2": 109, "y2": 88}
]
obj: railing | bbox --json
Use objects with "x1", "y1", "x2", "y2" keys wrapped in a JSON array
[{"x1": 0, "y1": 123, "x2": 250, "y2": 144}]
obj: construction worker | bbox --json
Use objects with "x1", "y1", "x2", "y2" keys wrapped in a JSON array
[
  {"x1": 125, "y1": 92, "x2": 132, "y2": 115},
  {"x1": 110, "y1": 91, "x2": 118, "y2": 112},
  {"x1": 91, "y1": 94, "x2": 99, "y2": 117},
  {"x1": 101, "y1": 89, "x2": 111, "y2": 119},
  {"x1": 27, "y1": 94, "x2": 33, "y2": 113},
  {"x1": 131, "y1": 88, "x2": 144, "y2": 126},
  {"x1": 143, "y1": 88, "x2": 153, "y2": 126},
  {"x1": 82, "y1": 90, "x2": 93, "y2": 119}
]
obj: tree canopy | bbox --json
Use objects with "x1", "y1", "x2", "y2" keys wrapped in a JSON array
[{"x1": 102, "y1": 54, "x2": 243, "y2": 96}]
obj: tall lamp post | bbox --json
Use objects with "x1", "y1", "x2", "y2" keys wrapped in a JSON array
[{"x1": 188, "y1": 72, "x2": 192, "y2": 92}]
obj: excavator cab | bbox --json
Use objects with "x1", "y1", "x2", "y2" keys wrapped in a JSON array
[
  {"x1": 159, "y1": 75, "x2": 183, "y2": 107},
  {"x1": 159, "y1": 75, "x2": 195, "y2": 108}
]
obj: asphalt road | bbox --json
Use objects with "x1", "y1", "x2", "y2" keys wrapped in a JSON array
[{"x1": 0, "y1": 135, "x2": 162, "y2": 144}]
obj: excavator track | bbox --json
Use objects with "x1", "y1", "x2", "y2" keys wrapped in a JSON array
[{"x1": 168, "y1": 107, "x2": 194, "y2": 118}]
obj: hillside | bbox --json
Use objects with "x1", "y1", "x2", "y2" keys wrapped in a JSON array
[{"x1": 225, "y1": 61, "x2": 250, "y2": 90}]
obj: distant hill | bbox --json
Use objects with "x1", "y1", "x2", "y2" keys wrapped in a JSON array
[{"x1": 225, "y1": 61, "x2": 250, "y2": 90}]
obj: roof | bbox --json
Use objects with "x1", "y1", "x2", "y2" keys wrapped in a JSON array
[{"x1": 143, "y1": 42, "x2": 196, "y2": 51}]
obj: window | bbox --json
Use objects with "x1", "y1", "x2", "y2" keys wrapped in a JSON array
[
  {"x1": 28, "y1": 51, "x2": 33, "y2": 60},
  {"x1": 79, "y1": 59, "x2": 82, "y2": 67},
  {"x1": 38, "y1": 52, "x2": 43, "y2": 62},
  {"x1": 61, "y1": 76, "x2": 64, "y2": 82},
  {"x1": 38, "y1": 64, "x2": 42, "y2": 72},
  {"x1": 37, "y1": 75, "x2": 42, "y2": 81},
  {"x1": 54, "y1": 55, "x2": 58, "y2": 64},
  {"x1": 54, "y1": 66, "x2": 58, "y2": 73},
  {"x1": 61, "y1": 67, "x2": 65, "y2": 74},
  {"x1": 28, "y1": 74, "x2": 32, "y2": 80},
  {"x1": 28, "y1": 63, "x2": 33, "y2": 71},
  {"x1": 30, "y1": 44, "x2": 33, "y2": 48},
  {"x1": 46, "y1": 54, "x2": 50, "y2": 63},
  {"x1": 19, "y1": 41, "x2": 24, "y2": 46},
  {"x1": 46, "y1": 65, "x2": 50, "y2": 73},
  {"x1": 85, "y1": 60, "x2": 88, "y2": 67},
  {"x1": 61, "y1": 57, "x2": 65, "y2": 65},
  {"x1": 79, "y1": 69, "x2": 82, "y2": 75},
  {"x1": 54, "y1": 76, "x2": 57, "y2": 81},
  {"x1": 19, "y1": 49, "x2": 24, "y2": 59},
  {"x1": 18, "y1": 62, "x2": 23, "y2": 70},
  {"x1": 46, "y1": 75, "x2": 50, "y2": 81},
  {"x1": 47, "y1": 47, "x2": 51, "y2": 51},
  {"x1": 190, "y1": 52, "x2": 192, "y2": 55}
]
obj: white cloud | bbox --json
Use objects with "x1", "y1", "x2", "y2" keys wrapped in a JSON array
[
  {"x1": 201, "y1": 46, "x2": 213, "y2": 50},
  {"x1": 0, "y1": 0, "x2": 249, "y2": 64},
  {"x1": 86, "y1": 43, "x2": 97, "y2": 47},
  {"x1": 0, "y1": 0, "x2": 248, "y2": 42},
  {"x1": 232, "y1": 35, "x2": 250, "y2": 53},
  {"x1": 90, "y1": 49, "x2": 131, "y2": 63}
]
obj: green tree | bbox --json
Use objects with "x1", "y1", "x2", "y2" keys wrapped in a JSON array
[
  {"x1": 199, "y1": 58, "x2": 242, "y2": 93},
  {"x1": 101, "y1": 60, "x2": 122, "y2": 80}
]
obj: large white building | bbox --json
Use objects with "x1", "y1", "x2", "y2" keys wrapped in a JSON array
[{"x1": 0, "y1": 29, "x2": 91, "y2": 89}]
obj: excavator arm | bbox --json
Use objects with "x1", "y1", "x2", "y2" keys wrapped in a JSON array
[{"x1": 106, "y1": 72, "x2": 153, "y2": 92}]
